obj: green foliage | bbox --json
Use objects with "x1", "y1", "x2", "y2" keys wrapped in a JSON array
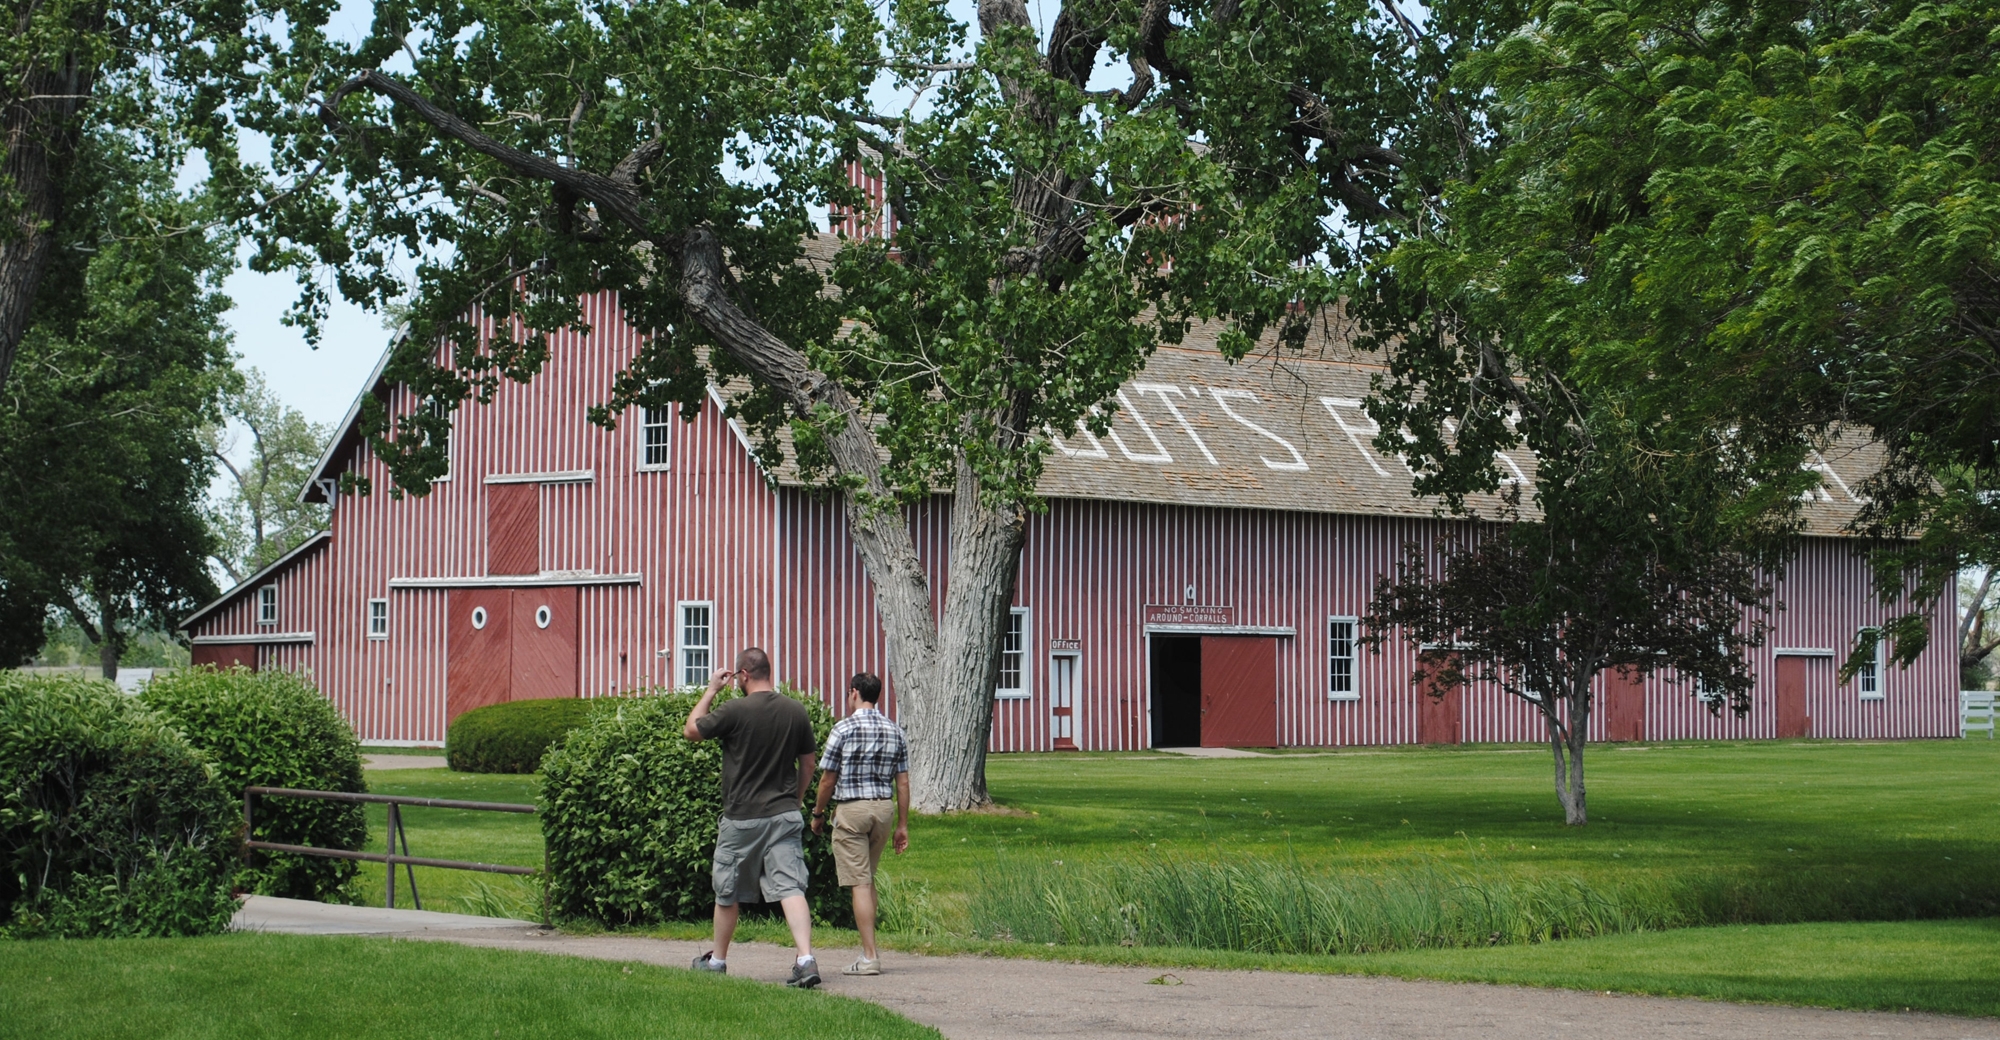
[
  {"x1": 0, "y1": 127, "x2": 235, "y2": 668},
  {"x1": 447, "y1": 697, "x2": 605, "y2": 774},
  {"x1": 141, "y1": 667, "x2": 367, "y2": 903},
  {"x1": 0, "y1": 672, "x2": 238, "y2": 938},
  {"x1": 1375, "y1": 0, "x2": 2000, "y2": 657},
  {"x1": 204, "y1": 369, "x2": 332, "y2": 584},
  {"x1": 541, "y1": 685, "x2": 849, "y2": 927}
]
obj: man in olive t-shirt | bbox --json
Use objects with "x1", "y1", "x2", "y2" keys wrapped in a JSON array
[{"x1": 682, "y1": 646, "x2": 821, "y2": 987}]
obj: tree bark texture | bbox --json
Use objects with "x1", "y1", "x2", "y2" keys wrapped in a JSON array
[
  {"x1": 0, "y1": 6, "x2": 102, "y2": 389},
  {"x1": 1542, "y1": 682, "x2": 1590, "y2": 825}
]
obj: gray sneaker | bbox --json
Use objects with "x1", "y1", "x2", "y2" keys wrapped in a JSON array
[
  {"x1": 842, "y1": 956, "x2": 882, "y2": 976},
  {"x1": 786, "y1": 956, "x2": 822, "y2": 988},
  {"x1": 691, "y1": 951, "x2": 726, "y2": 974}
]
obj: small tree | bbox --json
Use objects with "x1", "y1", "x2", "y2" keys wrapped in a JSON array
[
  {"x1": 1360, "y1": 374, "x2": 1798, "y2": 824},
  {"x1": 206, "y1": 369, "x2": 332, "y2": 583}
]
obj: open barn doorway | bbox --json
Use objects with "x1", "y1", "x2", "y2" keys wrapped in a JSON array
[{"x1": 1149, "y1": 636, "x2": 1202, "y2": 747}]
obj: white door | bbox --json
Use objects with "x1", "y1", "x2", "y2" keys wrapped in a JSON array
[{"x1": 1051, "y1": 652, "x2": 1080, "y2": 748}]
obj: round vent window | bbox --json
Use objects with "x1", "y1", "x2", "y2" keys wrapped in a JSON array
[
  {"x1": 470, "y1": 606, "x2": 488, "y2": 630},
  {"x1": 535, "y1": 605, "x2": 552, "y2": 629}
]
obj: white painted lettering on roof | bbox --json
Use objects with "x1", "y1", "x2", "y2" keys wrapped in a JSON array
[
  {"x1": 1209, "y1": 388, "x2": 1310, "y2": 472},
  {"x1": 1321, "y1": 396, "x2": 1403, "y2": 478},
  {"x1": 1132, "y1": 382, "x2": 1217, "y2": 465},
  {"x1": 1105, "y1": 391, "x2": 1174, "y2": 464},
  {"x1": 1047, "y1": 420, "x2": 1110, "y2": 459}
]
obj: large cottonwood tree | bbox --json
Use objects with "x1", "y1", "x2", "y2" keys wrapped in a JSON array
[
  {"x1": 1373, "y1": 0, "x2": 2000, "y2": 669},
  {"x1": 246, "y1": 0, "x2": 1438, "y2": 809}
]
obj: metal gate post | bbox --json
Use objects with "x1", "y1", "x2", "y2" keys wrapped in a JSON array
[{"x1": 385, "y1": 802, "x2": 399, "y2": 908}]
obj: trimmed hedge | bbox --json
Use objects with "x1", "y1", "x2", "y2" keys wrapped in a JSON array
[
  {"x1": 541, "y1": 685, "x2": 849, "y2": 927},
  {"x1": 448, "y1": 698, "x2": 603, "y2": 774},
  {"x1": 0, "y1": 672, "x2": 239, "y2": 938},
  {"x1": 142, "y1": 667, "x2": 368, "y2": 902}
]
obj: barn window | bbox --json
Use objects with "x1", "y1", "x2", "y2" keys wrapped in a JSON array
[
  {"x1": 1328, "y1": 617, "x2": 1359, "y2": 700},
  {"x1": 367, "y1": 599, "x2": 389, "y2": 639},
  {"x1": 1857, "y1": 628, "x2": 1885, "y2": 700},
  {"x1": 257, "y1": 585, "x2": 278, "y2": 626},
  {"x1": 640, "y1": 405, "x2": 672, "y2": 470},
  {"x1": 996, "y1": 608, "x2": 1030, "y2": 699},
  {"x1": 678, "y1": 601, "x2": 714, "y2": 687}
]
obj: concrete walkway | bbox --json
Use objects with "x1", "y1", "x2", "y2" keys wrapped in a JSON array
[
  {"x1": 1154, "y1": 746, "x2": 1266, "y2": 759},
  {"x1": 232, "y1": 898, "x2": 1999, "y2": 1040},
  {"x1": 232, "y1": 895, "x2": 535, "y2": 935}
]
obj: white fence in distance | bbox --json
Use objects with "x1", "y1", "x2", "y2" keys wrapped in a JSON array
[{"x1": 1963, "y1": 691, "x2": 1996, "y2": 739}]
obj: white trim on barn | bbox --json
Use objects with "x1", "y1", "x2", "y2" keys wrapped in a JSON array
[
  {"x1": 191, "y1": 631, "x2": 315, "y2": 645},
  {"x1": 386, "y1": 572, "x2": 642, "y2": 588},
  {"x1": 484, "y1": 469, "x2": 594, "y2": 485}
]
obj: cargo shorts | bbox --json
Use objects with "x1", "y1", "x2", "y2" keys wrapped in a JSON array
[{"x1": 711, "y1": 811, "x2": 809, "y2": 906}]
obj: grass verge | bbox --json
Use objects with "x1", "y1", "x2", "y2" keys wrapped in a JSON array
[{"x1": 0, "y1": 933, "x2": 939, "y2": 1040}]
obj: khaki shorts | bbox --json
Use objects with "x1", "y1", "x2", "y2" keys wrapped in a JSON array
[
  {"x1": 712, "y1": 812, "x2": 808, "y2": 906},
  {"x1": 830, "y1": 799, "x2": 896, "y2": 887}
]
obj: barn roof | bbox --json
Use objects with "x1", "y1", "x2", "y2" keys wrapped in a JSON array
[
  {"x1": 752, "y1": 323, "x2": 1881, "y2": 538},
  {"x1": 302, "y1": 291, "x2": 1882, "y2": 537}
]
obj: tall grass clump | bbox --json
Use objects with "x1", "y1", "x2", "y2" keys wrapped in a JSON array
[{"x1": 969, "y1": 853, "x2": 1686, "y2": 955}]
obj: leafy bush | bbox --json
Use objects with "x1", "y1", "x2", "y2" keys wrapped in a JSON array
[
  {"x1": 0, "y1": 672, "x2": 239, "y2": 938},
  {"x1": 142, "y1": 667, "x2": 367, "y2": 902},
  {"x1": 448, "y1": 698, "x2": 603, "y2": 774},
  {"x1": 541, "y1": 685, "x2": 849, "y2": 927}
]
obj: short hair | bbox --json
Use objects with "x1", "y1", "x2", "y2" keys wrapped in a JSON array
[
  {"x1": 850, "y1": 672, "x2": 883, "y2": 704},
  {"x1": 736, "y1": 647, "x2": 772, "y2": 680}
]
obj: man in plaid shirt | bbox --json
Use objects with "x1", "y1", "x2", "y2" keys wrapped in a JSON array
[{"x1": 810, "y1": 672, "x2": 909, "y2": 976}]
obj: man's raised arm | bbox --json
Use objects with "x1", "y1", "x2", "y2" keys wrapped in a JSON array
[{"x1": 684, "y1": 668, "x2": 734, "y2": 741}]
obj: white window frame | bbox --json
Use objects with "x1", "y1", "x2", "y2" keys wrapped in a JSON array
[
  {"x1": 995, "y1": 607, "x2": 1031, "y2": 699},
  {"x1": 257, "y1": 585, "x2": 278, "y2": 626},
  {"x1": 676, "y1": 600, "x2": 715, "y2": 688},
  {"x1": 367, "y1": 598, "x2": 389, "y2": 640},
  {"x1": 1695, "y1": 634, "x2": 1729, "y2": 704},
  {"x1": 1328, "y1": 615, "x2": 1360, "y2": 701},
  {"x1": 638, "y1": 404, "x2": 673, "y2": 471},
  {"x1": 1857, "y1": 627, "x2": 1885, "y2": 700}
]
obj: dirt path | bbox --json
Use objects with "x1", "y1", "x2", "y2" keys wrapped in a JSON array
[{"x1": 235, "y1": 898, "x2": 1997, "y2": 1040}]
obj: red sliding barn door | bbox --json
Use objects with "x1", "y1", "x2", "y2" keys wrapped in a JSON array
[
  {"x1": 1198, "y1": 636, "x2": 1277, "y2": 748},
  {"x1": 447, "y1": 588, "x2": 513, "y2": 721},
  {"x1": 487, "y1": 483, "x2": 540, "y2": 575},
  {"x1": 1604, "y1": 667, "x2": 1646, "y2": 742},
  {"x1": 509, "y1": 587, "x2": 579, "y2": 702},
  {"x1": 1416, "y1": 654, "x2": 1462, "y2": 745},
  {"x1": 1775, "y1": 655, "x2": 1812, "y2": 738}
]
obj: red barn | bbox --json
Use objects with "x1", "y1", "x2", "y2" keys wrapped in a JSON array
[{"x1": 181, "y1": 291, "x2": 1959, "y2": 748}]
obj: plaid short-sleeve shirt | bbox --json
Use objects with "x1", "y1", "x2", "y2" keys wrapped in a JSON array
[{"x1": 820, "y1": 707, "x2": 909, "y2": 802}]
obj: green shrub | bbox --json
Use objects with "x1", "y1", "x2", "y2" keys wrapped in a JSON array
[
  {"x1": 0, "y1": 672, "x2": 239, "y2": 938},
  {"x1": 448, "y1": 698, "x2": 603, "y2": 774},
  {"x1": 142, "y1": 667, "x2": 367, "y2": 902},
  {"x1": 541, "y1": 685, "x2": 850, "y2": 927}
]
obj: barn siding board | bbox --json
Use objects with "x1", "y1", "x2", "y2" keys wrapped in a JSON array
[{"x1": 184, "y1": 289, "x2": 1961, "y2": 749}]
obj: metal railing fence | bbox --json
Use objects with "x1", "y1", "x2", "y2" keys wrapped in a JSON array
[{"x1": 243, "y1": 786, "x2": 545, "y2": 923}]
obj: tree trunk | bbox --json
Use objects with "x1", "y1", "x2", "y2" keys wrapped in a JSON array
[
  {"x1": 1543, "y1": 683, "x2": 1590, "y2": 826},
  {"x1": 96, "y1": 600, "x2": 120, "y2": 682},
  {"x1": 0, "y1": 37, "x2": 99, "y2": 389}
]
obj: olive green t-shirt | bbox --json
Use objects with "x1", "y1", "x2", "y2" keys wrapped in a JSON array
[{"x1": 694, "y1": 690, "x2": 817, "y2": 820}]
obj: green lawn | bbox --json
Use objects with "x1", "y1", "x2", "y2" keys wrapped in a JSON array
[
  {"x1": 351, "y1": 741, "x2": 2000, "y2": 1014},
  {"x1": 1342, "y1": 918, "x2": 2000, "y2": 1017},
  {"x1": 351, "y1": 769, "x2": 545, "y2": 918},
  {"x1": 0, "y1": 933, "x2": 938, "y2": 1040}
]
